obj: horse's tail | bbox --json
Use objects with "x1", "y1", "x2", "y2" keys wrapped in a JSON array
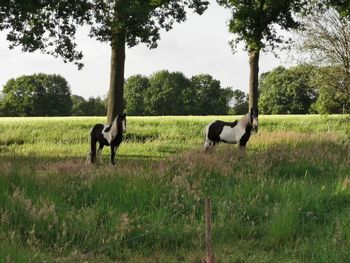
[
  {"x1": 203, "y1": 124, "x2": 209, "y2": 141},
  {"x1": 86, "y1": 127, "x2": 97, "y2": 164}
]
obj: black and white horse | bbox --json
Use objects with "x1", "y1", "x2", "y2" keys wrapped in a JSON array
[
  {"x1": 86, "y1": 113, "x2": 127, "y2": 165},
  {"x1": 204, "y1": 108, "x2": 258, "y2": 152}
]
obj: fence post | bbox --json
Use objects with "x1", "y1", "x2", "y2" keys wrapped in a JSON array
[{"x1": 205, "y1": 198, "x2": 215, "y2": 263}]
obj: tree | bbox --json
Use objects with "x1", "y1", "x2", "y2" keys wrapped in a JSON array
[
  {"x1": 259, "y1": 65, "x2": 317, "y2": 114},
  {"x1": 217, "y1": 0, "x2": 306, "y2": 113},
  {"x1": 124, "y1": 75, "x2": 150, "y2": 116},
  {"x1": 1, "y1": 74, "x2": 72, "y2": 116},
  {"x1": 92, "y1": 0, "x2": 209, "y2": 121},
  {"x1": 312, "y1": 66, "x2": 350, "y2": 113},
  {"x1": 71, "y1": 95, "x2": 87, "y2": 116},
  {"x1": 125, "y1": 71, "x2": 232, "y2": 115},
  {"x1": 190, "y1": 74, "x2": 232, "y2": 115},
  {"x1": 146, "y1": 71, "x2": 191, "y2": 115},
  {"x1": 0, "y1": 0, "x2": 90, "y2": 69},
  {"x1": 294, "y1": 6, "x2": 350, "y2": 112},
  {"x1": 229, "y1": 89, "x2": 248, "y2": 115},
  {"x1": 71, "y1": 95, "x2": 107, "y2": 116},
  {"x1": 86, "y1": 97, "x2": 107, "y2": 116},
  {"x1": 0, "y1": 1, "x2": 209, "y2": 122}
]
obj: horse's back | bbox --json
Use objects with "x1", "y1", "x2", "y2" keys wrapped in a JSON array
[
  {"x1": 91, "y1": 123, "x2": 105, "y2": 135},
  {"x1": 206, "y1": 120, "x2": 236, "y2": 142}
]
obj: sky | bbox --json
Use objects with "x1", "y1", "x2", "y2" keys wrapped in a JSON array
[{"x1": 0, "y1": 1, "x2": 293, "y2": 99}]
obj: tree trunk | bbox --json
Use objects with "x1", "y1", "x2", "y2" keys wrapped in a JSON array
[
  {"x1": 107, "y1": 34, "x2": 125, "y2": 123},
  {"x1": 248, "y1": 50, "x2": 260, "y2": 114}
]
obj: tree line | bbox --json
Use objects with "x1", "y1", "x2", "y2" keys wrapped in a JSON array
[
  {"x1": 2, "y1": 1, "x2": 348, "y2": 121},
  {"x1": 0, "y1": 72, "x2": 244, "y2": 116},
  {"x1": 1, "y1": 63, "x2": 348, "y2": 117}
]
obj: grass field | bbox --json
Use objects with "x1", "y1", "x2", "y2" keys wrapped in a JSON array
[{"x1": 0, "y1": 115, "x2": 349, "y2": 262}]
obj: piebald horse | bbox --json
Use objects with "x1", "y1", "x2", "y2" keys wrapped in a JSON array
[
  {"x1": 204, "y1": 108, "x2": 258, "y2": 152},
  {"x1": 86, "y1": 113, "x2": 126, "y2": 165}
]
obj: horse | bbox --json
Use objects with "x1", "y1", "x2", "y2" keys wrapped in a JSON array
[
  {"x1": 86, "y1": 113, "x2": 127, "y2": 165},
  {"x1": 203, "y1": 108, "x2": 258, "y2": 152}
]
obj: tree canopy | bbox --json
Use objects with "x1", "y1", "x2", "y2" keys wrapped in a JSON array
[
  {"x1": 259, "y1": 65, "x2": 318, "y2": 114},
  {"x1": 71, "y1": 95, "x2": 107, "y2": 116},
  {"x1": 0, "y1": 73, "x2": 72, "y2": 116},
  {"x1": 217, "y1": 0, "x2": 307, "y2": 112},
  {"x1": 0, "y1": 0, "x2": 209, "y2": 121},
  {"x1": 229, "y1": 89, "x2": 248, "y2": 115},
  {"x1": 293, "y1": 5, "x2": 350, "y2": 113},
  {"x1": 124, "y1": 71, "x2": 233, "y2": 116}
]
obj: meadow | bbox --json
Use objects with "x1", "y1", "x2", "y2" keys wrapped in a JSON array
[{"x1": 0, "y1": 115, "x2": 349, "y2": 262}]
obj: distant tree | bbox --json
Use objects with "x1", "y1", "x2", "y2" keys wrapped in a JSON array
[
  {"x1": 259, "y1": 65, "x2": 317, "y2": 114},
  {"x1": 217, "y1": 0, "x2": 307, "y2": 113},
  {"x1": 312, "y1": 66, "x2": 350, "y2": 113},
  {"x1": 71, "y1": 95, "x2": 107, "y2": 116},
  {"x1": 71, "y1": 95, "x2": 86, "y2": 116},
  {"x1": 146, "y1": 71, "x2": 191, "y2": 115},
  {"x1": 85, "y1": 97, "x2": 107, "y2": 116},
  {"x1": 191, "y1": 74, "x2": 232, "y2": 115},
  {"x1": 229, "y1": 89, "x2": 248, "y2": 115},
  {"x1": 124, "y1": 75, "x2": 150, "y2": 116},
  {"x1": 1, "y1": 74, "x2": 72, "y2": 116},
  {"x1": 124, "y1": 71, "x2": 232, "y2": 115},
  {"x1": 294, "y1": 6, "x2": 350, "y2": 112},
  {"x1": 0, "y1": 91, "x2": 5, "y2": 117}
]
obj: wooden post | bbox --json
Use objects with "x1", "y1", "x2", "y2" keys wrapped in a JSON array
[{"x1": 205, "y1": 198, "x2": 215, "y2": 263}]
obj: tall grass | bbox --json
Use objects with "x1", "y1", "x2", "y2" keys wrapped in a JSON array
[{"x1": 0, "y1": 115, "x2": 349, "y2": 262}]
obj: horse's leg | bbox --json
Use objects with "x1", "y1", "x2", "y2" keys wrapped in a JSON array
[
  {"x1": 211, "y1": 142, "x2": 218, "y2": 153},
  {"x1": 238, "y1": 136, "x2": 249, "y2": 158},
  {"x1": 97, "y1": 143, "x2": 104, "y2": 163},
  {"x1": 204, "y1": 139, "x2": 211, "y2": 152},
  {"x1": 90, "y1": 137, "x2": 97, "y2": 163},
  {"x1": 110, "y1": 141, "x2": 121, "y2": 165},
  {"x1": 204, "y1": 139, "x2": 215, "y2": 153},
  {"x1": 110, "y1": 145, "x2": 116, "y2": 165},
  {"x1": 86, "y1": 133, "x2": 96, "y2": 164}
]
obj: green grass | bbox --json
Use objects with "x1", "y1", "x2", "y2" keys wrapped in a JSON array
[{"x1": 0, "y1": 115, "x2": 349, "y2": 262}]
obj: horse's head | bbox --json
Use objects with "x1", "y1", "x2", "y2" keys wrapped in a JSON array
[
  {"x1": 250, "y1": 108, "x2": 258, "y2": 132},
  {"x1": 117, "y1": 113, "x2": 127, "y2": 133}
]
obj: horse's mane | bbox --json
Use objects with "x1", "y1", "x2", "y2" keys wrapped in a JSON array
[
  {"x1": 239, "y1": 112, "x2": 251, "y2": 128},
  {"x1": 106, "y1": 117, "x2": 119, "y2": 140}
]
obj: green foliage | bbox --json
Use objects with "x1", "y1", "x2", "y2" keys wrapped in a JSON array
[
  {"x1": 0, "y1": 115, "x2": 349, "y2": 262},
  {"x1": 146, "y1": 70, "x2": 191, "y2": 115},
  {"x1": 71, "y1": 95, "x2": 87, "y2": 116},
  {"x1": 124, "y1": 75, "x2": 150, "y2": 116},
  {"x1": 312, "y1": 66, "x2": 350, "y2": 114},
  {"x1": 217, "y1": 0, "x2": 306, "y2": 52},
  {"x1": 190, "y1": 74, "x2": 232, "y2": 115},
  {"x1": 124, "y1": 71, "x2": 233, "y2": 116},
  {"x1": 93, "y1": 0, "x2": 209, "y2": 47},
  {"x1": 0, "y1": 73, "x2": 72, "y2": 116},
  {"x1": 259, "y1": 65, "x2": 318, "y2": 114},
  {"x1": 0, "y1": 0, "x2": 90, "y2": 68},
  {"x1": 216, "y1": 0, "x2": 307, "y2": 112},
  {"x1": 259, "y1": 64, "x2": 350, "y2": 114},
  {"x1": 0, "y1": 0, "x2": 209, "y2": 68},
  {"x1": 229, "y1": 89, "x2": 248, "y2": 115},
  {"x1": 71, "y1": 95, "x2": 107, "y2": 116}
]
